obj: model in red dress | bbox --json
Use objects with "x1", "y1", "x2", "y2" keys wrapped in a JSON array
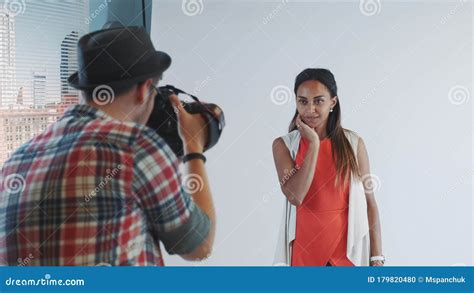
[{"x1": 291, "y1": 136, "x2": 354, "y2": 266}]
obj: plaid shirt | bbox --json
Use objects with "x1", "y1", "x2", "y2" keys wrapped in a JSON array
[{"x1": 0, "y1": 104, "x2": 210, "y2": 266}]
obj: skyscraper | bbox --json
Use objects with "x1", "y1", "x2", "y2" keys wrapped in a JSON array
[
  {"x1": 59, "y1": 31, "x2": 80, "y2": 111},
  {"x1": 0, "y1": 8, "x2": 16, "y2": 107},
  {"x1": 32, "y1": 71, "x2": 46, "y2": 108},
  {"x1": 0, "y1": 1, "x2": 89, "y2": 167}
]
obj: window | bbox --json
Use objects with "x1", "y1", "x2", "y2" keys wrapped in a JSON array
[
  {"x1": 0, "y1": 0, "x2": 152, "y2": 167},
  {"x1": 0, "y1": 0, "x2": 94, "y2": 167}
]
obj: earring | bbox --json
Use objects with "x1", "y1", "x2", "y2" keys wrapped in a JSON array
[{"x1": 330, "y1": 108, "x2": 333, "y2": 112}]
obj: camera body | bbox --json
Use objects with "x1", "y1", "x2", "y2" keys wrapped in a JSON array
[{"x1": 146, "y1": 85, "x2": 225, "y2": 157}]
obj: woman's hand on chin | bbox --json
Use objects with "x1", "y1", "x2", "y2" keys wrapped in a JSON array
[{"x1": 296, "y1": 114, "x2": 320, "y2": 146}]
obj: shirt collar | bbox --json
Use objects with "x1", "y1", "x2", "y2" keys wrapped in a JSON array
[{"x1": 62, "y1": 104, "x2": 114, "y2": 122}]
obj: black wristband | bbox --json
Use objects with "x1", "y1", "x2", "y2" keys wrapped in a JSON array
[{"x1": 182, "y1": 153, "x2": 206, "y2": 164}]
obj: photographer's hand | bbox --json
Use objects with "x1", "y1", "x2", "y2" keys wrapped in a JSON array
[{"x1": 169, "y1": 94, "x2": 208, "y2": 154}]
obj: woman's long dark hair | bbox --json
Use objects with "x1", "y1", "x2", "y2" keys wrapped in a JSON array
[{"x1": 289, "y1": 68, "x2": 361, "y2": 186}]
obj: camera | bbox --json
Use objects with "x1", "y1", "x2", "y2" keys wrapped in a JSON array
[{"x1": 146, "y1": 85, "x2": 225, "y2": 157}]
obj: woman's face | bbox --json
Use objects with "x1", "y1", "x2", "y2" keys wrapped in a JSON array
[{"x1": 295, "y1": 80, "x2": 337, "y2": 129}]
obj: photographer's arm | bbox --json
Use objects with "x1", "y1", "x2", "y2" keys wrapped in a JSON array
[
  {"x1": 180, "y1": 144, "x2": 216, "y2": 261},
  {"x1": 169, "y1": 95, "x2": 216, "y2": 261}
]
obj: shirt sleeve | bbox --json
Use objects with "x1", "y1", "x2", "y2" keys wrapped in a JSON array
[{"x1": 132, "y1": 129, "x2": 210, "y2": 255}]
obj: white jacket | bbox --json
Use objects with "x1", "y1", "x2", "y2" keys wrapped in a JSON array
[{"x1": 273, "y1": 129, "x2": 370, "y2": 266}]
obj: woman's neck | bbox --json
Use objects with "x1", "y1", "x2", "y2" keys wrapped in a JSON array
[{"x1": 314, "y1": 124, "x2": 328, "y2": 140}]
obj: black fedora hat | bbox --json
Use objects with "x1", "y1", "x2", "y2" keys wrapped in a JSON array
[{"x1": 68, "y1": 26, "x2": 171, "y2": 90}]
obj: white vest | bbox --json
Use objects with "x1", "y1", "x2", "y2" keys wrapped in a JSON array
[{"x1": 273, "y1": 129, "x2": 370, "y2": 266}]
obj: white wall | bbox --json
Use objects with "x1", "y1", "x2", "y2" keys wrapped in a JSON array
[{"x1": 151, "y1": 0, "x2": 472, "y2": 266}]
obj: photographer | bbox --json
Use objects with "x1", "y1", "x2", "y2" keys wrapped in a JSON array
[{"x1": 0, "y1": 27, "x2": 215, "y2": 265}]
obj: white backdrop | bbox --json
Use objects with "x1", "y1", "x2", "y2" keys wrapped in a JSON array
[{"x1": 150, "y1": 0, "x2": 472, "y2": 266}]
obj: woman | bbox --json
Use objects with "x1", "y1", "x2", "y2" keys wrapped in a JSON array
[{"x1": 272, "y1": 68, "x2": 384, "y2": 266}]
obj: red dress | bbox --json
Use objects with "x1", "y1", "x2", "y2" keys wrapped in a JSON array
[{"x1": 291, "y1": 137, "x2": 354, "y2": 266}]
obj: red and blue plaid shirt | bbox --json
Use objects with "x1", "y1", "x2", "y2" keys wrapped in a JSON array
[{"x1": 0, "y1": 104, "x2": 210, "y2": 266}]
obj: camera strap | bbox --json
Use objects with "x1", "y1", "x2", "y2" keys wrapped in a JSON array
[{"x1": 161, "y1": 85, "x2": 223, "y2": 125}]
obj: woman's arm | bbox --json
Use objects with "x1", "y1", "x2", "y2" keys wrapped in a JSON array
[
  {"x1": 272, "y1": 137, "x2": 319, "y2": 206},
  {"x1": 357, "y1": 136, "x2": 384, "y2": 266}
]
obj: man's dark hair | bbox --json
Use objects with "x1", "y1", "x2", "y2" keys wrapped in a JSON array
[{"x1": 82, "y1": 76, "x2": 161, "y2": 102}]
